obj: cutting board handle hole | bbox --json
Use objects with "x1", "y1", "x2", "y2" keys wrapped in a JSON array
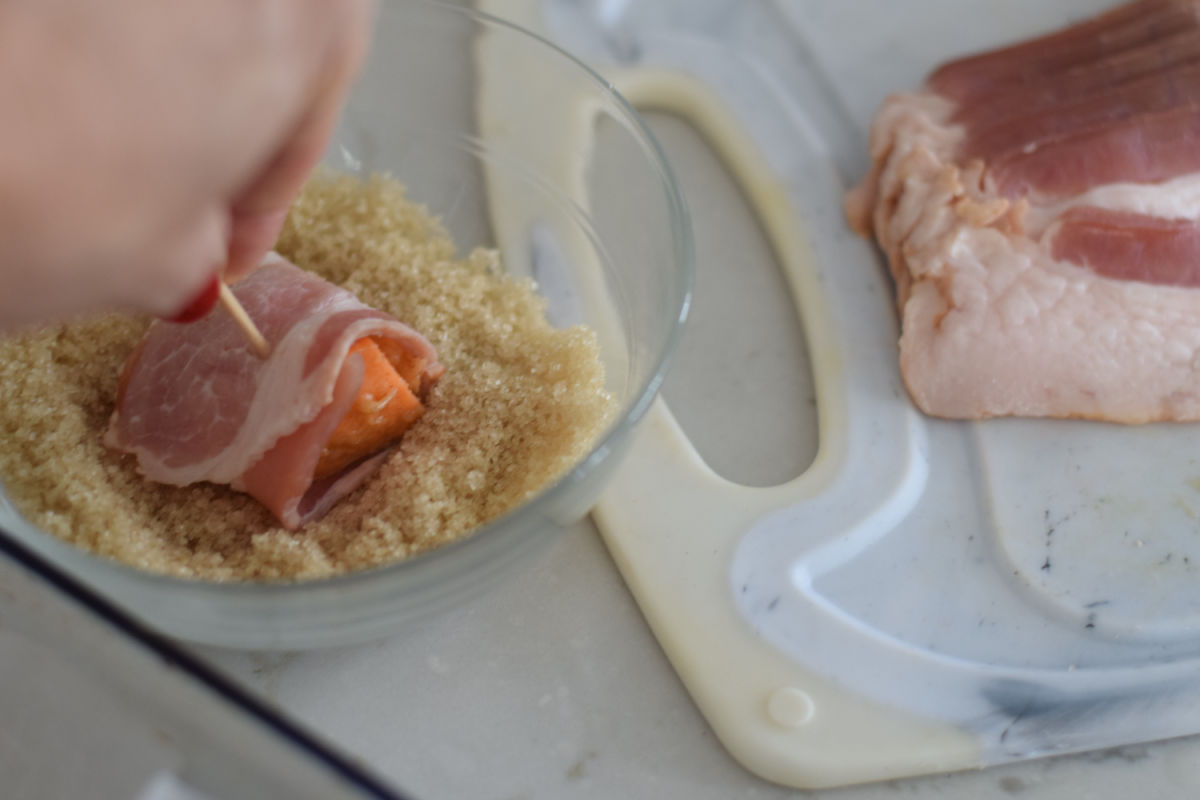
[{"x1": 621, "y1": 101, "x2": 819, "y2": 486}]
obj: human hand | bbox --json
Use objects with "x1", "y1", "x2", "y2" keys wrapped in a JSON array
[{"x1": 0, "y1": 0, "x2": 372, "y2": 329}]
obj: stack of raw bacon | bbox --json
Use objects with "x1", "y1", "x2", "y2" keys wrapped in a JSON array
[{"x1": 847, "y1": 0, "x2": 1200, "y2": 422}]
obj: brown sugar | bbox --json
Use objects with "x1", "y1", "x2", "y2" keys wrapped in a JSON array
[{"x1": 0, "y1": 172, "x2": 616, "y2": 580}]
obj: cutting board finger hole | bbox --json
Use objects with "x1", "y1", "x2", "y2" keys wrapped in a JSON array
[{"x1": 634, "y1": 110, "x2": 819, "y2": 487}]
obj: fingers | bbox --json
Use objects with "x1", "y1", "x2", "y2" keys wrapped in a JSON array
[
  {"x1": 224, "y1": 209, "x2": 289, "y2": 283},
  {"x1": 224, "y1": 0, "x2": 372, "y2": 280},
  {"x1": 141, "y1": 204, "x2": 230, "y2": 318},
  {"x1": 0, "y1": 0, "x2": 374, "y2": 326}
]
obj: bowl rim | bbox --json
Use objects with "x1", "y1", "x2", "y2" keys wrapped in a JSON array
[{"x1": 0, "y1": 0, "x2": 694, "y2": 604}]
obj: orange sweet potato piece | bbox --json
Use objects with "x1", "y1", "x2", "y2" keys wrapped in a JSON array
[{"x1": 314, "y1": 337, "x2": 428, "y2": 479}]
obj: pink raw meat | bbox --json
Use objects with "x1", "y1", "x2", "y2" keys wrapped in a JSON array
[
  {"x1": 105, "y1": 253, "x2": 444, "y2": 529},
  {"x1": 847, "y1": 0, "x2": 1200, "y2": 421}
]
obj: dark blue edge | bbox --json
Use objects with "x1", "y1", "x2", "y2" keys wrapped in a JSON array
[{"x1": 0, "y1": 525, "x2": 416, "y2": 800}]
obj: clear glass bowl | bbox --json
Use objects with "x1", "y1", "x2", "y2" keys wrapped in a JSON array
[{"x1": 0, "y1": 0, "x2": 691, "y2": 648}]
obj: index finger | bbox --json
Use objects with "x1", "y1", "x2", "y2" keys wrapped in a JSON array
[{"x1": 225, "y1": 1, "x2": 371, "y2": 280}]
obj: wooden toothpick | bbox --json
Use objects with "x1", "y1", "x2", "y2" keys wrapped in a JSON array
[{"x1": 217, "y1": 282, "x2": 271, "y2": 358}]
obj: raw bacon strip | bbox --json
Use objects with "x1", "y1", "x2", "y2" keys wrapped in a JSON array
[
  {"x1": 234, "y1": 354, "x2": 404, "y2": 528},
  {"x1": 848, "y1": 0, "x2": 1200, "y2": 421},
  {"x1": 929, "y1": 0, "x2": 1190, "y2": 103},
  {"x1": 989, "y1": 105, "x2": 1200, "y2": 199},
  {"x1": 1051, "y1": 206, "x2": 1200, "y2": 286},
  {"x1": 929, "y1": 1, "x2": 1200, "y2": 199},
  {"x1": 954, "y1": 28, "x2": 1200, "y2": 131},
  {"x1": 105, "y1": 254, "x2": 444, "y2": 529},
  {"x1": 964, "y1": 62, "x2": 1200, "y2": 167}
]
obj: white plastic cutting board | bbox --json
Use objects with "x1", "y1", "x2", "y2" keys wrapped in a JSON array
[{"x1": 479, "y1": 0, "x2": 1200, "y2": 790}]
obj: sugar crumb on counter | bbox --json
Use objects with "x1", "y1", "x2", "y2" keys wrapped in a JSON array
[{"x1": 0, "y1": 172, "x2": 615, "y2": 580}]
